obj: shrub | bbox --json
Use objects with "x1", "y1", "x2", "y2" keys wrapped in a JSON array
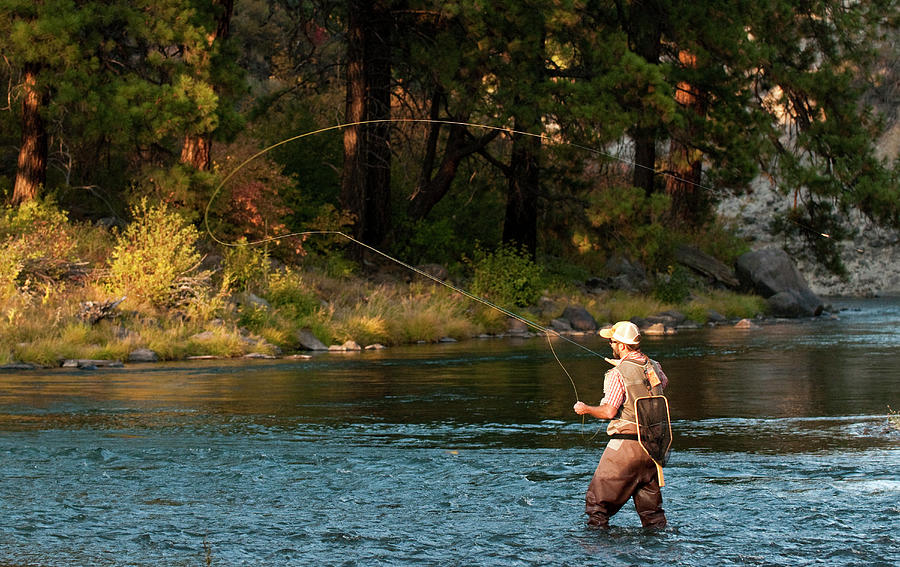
[
  {"x1": 265, "y1": 268, "x2": 320, "y2": 317},
  {"x1": 652, "y1": 265, "x2": 693, "y2": 304},
  {"x1": 0, "y1": 244, "x2": 24, "y2": 300},
  {"x1": 223, "y1": 241, "x2": 270, "y2": 293},
  {"x1": 467, "y1": 244, "x2": 545, "y2": 308},
  {"x1": 107, "y1": 199, "x2": 203, "y2": 307},
  {"x1": 0, "y1": 199, "x2": 90, "y2": 287}
]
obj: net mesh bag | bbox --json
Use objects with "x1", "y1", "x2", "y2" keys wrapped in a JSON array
[{"x1": 634, "y1": 395, "x2": 672, "y2": 466}]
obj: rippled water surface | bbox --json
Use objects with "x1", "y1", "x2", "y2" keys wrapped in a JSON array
[{"x1": 1, "y1": 298, "x2": 898, "y2": 566}]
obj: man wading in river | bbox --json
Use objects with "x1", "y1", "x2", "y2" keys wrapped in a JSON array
[{"x1": 573, "y1": 321, "x2": 669, "y2": 529}]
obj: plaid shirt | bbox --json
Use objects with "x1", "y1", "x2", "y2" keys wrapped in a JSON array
[{"x1": 601, "y1": 351, "x2": 668, "y2": 410}]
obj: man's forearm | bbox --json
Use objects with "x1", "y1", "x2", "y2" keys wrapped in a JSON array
[
  {"x1": 574, "y1": 401, "x2": 618, "y2": 420},
  {"x1": 591, "y1": 403, "x2": 618, "y2": 420}
]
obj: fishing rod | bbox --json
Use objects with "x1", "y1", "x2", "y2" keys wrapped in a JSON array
[
  {"x1": 203, "y1": 117, "x2": 848, "y2": 405},
  {"x1": 208, "y1": 226, "x2": 596, "y2": 401},
  {"x1": 202, "y1": 118, "x2": 676, "y2": 399}
]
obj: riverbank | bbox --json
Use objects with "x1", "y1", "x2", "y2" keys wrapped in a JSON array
[
  {"x1": 0, "y1": 271, "x2": 770, "y2": 369},
  {"x1": 1, "y1": 199, "x2": 846, "y2": 370}
]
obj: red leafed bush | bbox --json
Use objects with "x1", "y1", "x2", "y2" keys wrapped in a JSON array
[{"x1": 210, "y1": 137, "x2": 305, "y2": 258}]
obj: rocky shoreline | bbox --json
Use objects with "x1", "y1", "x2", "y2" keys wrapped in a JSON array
[{"x1": 0, "y1": 303, "x2": 836, "y2": 372}]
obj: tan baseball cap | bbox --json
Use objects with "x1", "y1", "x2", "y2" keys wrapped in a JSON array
[{"x1": 599, "y1": 321, "x2": 640, "y2": 345}]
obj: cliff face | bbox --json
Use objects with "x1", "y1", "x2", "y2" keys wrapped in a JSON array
[
  {"x1": 716, "y1": 39, "x2": 899, "y2": 298},
  {"x1": 717, "y1": 176, "x2": 900, "y2": 297}
]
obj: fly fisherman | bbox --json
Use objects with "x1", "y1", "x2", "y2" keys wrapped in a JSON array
[{"x1": 573, "y1": 321, "x2": 669, "y2": 529}]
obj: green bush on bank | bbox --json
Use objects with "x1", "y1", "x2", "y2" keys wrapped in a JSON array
[
  {"x1": 107, "y1": 199, "x2": 204, "y2": 307},
  {"x1": 467, "y1": 244, "x2": 545, "y2": 308}
]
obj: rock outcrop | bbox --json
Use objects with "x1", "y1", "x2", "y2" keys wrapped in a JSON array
[
  {"x1": 717, "y1": 175, "x2": 900, "y2": 296},
  {"x1": 736, "y1": 247, "x2": 824, "y2": 317}
]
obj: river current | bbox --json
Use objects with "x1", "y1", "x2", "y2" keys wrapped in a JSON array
[{"x1": 0, "y1": 298, "x2": 898, "y2": 566}]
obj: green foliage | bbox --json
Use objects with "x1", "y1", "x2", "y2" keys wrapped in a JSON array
[
  {"x1": 583, "y1": 185, "x2": 674, "y2": 270},
  {"x1": 107, "y1": 199, "x2": 202, "y2": 306},
  {"x1": 693, "y1": 222, "x2": 751, "y2": 266},
  {"x1": 223, "y1": 242, "x2": 270, "y2": 293},
  {"x1": 652, "y1": 265, "x2": 693, "y2": 304},
  {"x1": 539, "y1": 255, "x2": 593, "y2": 291},
  {"x1": 467, "y1": 244, "x2": 545, "y2": 308},
  {"x1": 264, "y1": 269, "x2": 320, "y2": 318},
  {"x1": 653, "y1": 264, "x2": 693, "y2": 304},
  {"x1": 393, "y1": 217, "x2": 464, "y2": 267},
  {"x1": 133, "y1": 165, "x2": 209, "y2": 221},
  {"x1": 771, "y1": 202, "x2": 852, "y2": 277},
  {"x1": 0, "y1": 0, "x2": 235, "y2": 199},
  {"x1": 0, "y1": 245, "x2": 23, "y2": 299},
  {"x1": 0, "y1": 199, "x2": 103, "y2": 289}
]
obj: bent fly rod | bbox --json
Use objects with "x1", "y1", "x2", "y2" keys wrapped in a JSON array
[{"x1": 202, "y1": 118, "x2": 698, "y2": 402}]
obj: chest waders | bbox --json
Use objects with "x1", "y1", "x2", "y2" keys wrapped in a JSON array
[{"x1": 610, "y1": 360, "x2": 673, "y2": 486}]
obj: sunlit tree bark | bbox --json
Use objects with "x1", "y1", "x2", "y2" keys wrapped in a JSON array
[
  {"x1": 12, "y1": 63, "x2": 48, "y2": 205},
  {"x1": 665, "y1": 50, "x2": 706, "y2": 226}
]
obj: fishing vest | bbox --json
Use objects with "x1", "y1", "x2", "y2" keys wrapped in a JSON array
[{"x1": 607, "y1": 358, "x2": 665, "y2": 436}]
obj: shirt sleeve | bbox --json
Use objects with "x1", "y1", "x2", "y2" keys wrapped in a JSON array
[
  {"x1": 600, "y1": 368, "x2": 626, "y2": 409},
  {"x1": 652, "y1": 360, "x2": 669, "y2": 389}
]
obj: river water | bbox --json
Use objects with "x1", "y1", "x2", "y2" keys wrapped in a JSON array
[{"x1": 0, "y1": 298, "x2": 898, "y2": 566}]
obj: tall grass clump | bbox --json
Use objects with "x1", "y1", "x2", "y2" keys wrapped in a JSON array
[
  {"x1": 590, "y1": 290, "x2": 670, "y2": 323},
  {"x1": 107, "y1": 199, "x2": 204, "y2": 308},
  {"x1": 387, "y1": 286, "x2": 479, "y2": 344},
  {"x1": 684, "y1": 291, "x2": 768, "y2": 322}
]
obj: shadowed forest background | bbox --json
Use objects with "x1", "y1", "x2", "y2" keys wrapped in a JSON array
[{"x1": 0, "y1": 0, "x2": 897, "y2": 364}]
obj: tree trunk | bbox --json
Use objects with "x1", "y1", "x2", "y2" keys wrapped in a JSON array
[
  {"x1": 626, "y1": 0, "x2": 663, "y2": 195},
  {"x1": 362, "y1": 1, "x2": 392, "y2": 246},
  {"x1": 341, "y1": 0, "x2": 393, "y2": 247},
  {"x1": 341, "y1": 0, "x2": 367, "y2": 235},
  {"x1": 407, "y1": 122, "x2": 499, "y2": 221},
  {"x1": 180, "y1": 135, "x2": 212, "y2": 171},
  {"x1": 12, "y1": 63, "x2": 48, "y2": 205},
  {"x1": 502, "y1": 125, "x2": 540, "y2": 256},
  {"x1": 179, "y1": 0, "x2": 234, "y2": 172},
  {"x1": 632, "y1": 128, "x2": 657, "y2": 196},
  {"x1": 666, "y1": 51, "x2": 706, "y2": 226}
]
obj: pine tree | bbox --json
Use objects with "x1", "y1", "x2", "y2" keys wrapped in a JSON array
[{"x1": 0, "y1": 0, "x2": 243, "y2": 208}]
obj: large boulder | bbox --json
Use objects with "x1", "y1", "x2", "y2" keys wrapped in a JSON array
[
  {"x1": 560, "y1": 306, "x2": 598, "y2": 331},
  {"x1": 297, "y1": 328, "x2": 329, "y2": 351},
  {"x1": 674, "y1": 244, "x2": 739, "y2": 288},
  {"x1": 735, "y1": 247, "x2": 824, "y2": 317},
  {"x1": 128, "y1": 348, "x2": 159, "y2": 363}
]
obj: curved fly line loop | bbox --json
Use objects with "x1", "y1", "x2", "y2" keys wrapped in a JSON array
[{"x1": 202, "y1": 118, "x2": 720, "y2": 413}]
